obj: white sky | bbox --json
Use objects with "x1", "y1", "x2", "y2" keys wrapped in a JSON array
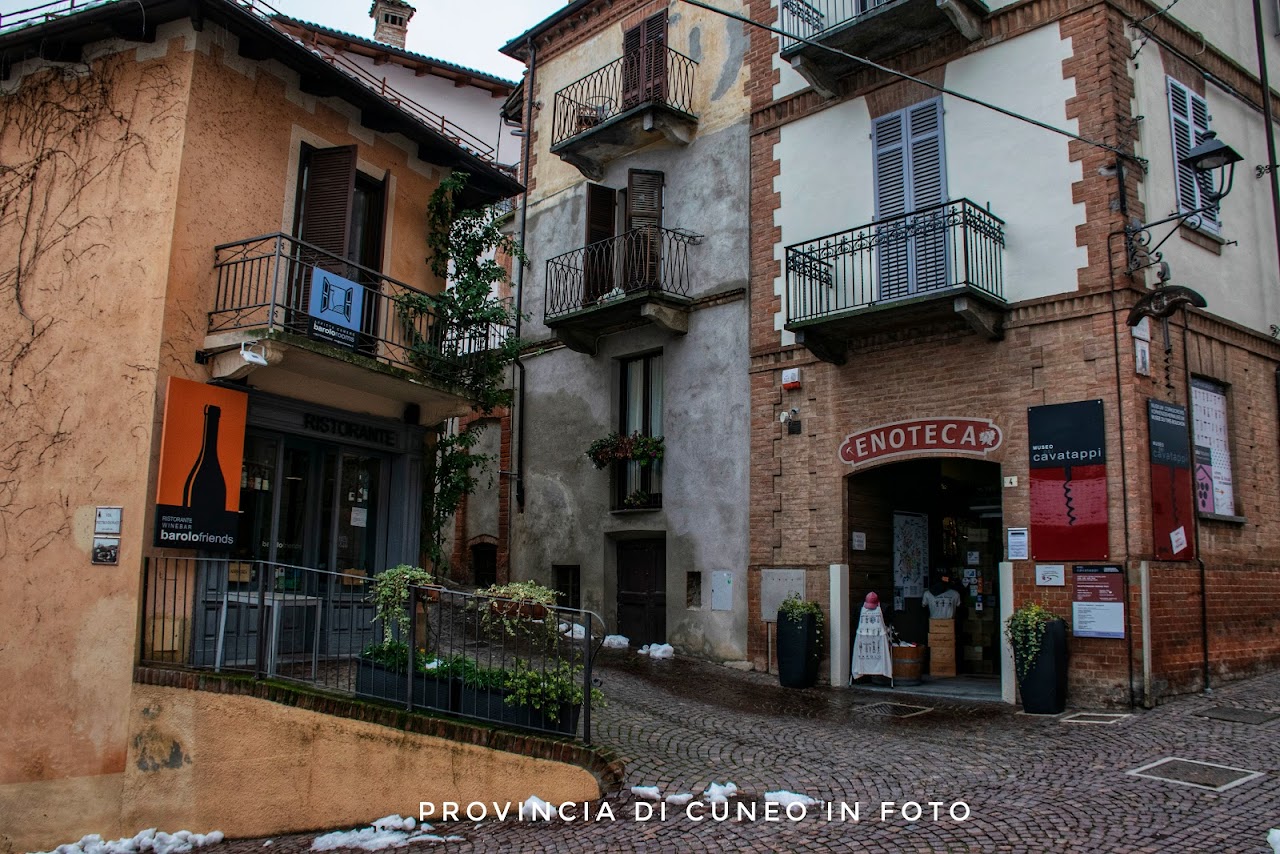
[{"x1": 0, "y1": 0, "x2": 568, "y2": 81}]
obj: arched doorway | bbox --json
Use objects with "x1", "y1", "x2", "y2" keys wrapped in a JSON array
[{"x1": 846, "y1": 458, "x2": 1003, "y2": 693}]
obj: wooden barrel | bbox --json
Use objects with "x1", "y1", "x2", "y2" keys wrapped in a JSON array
[{"x1": 891, "y1": 645, "x2": 925, "y2": 685}]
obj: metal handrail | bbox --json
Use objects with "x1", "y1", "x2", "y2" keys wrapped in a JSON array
[
  {"x1": 551, "y1": 43, "x2": 698, "y2": 148},
  {"x1": 779, "y1": 0, "x2": 901, "y2": 50},
  {"x1": 139, "y1": 556, "x2": 605, "y2": 741},
  {"x1": 209, "y1": 232, "x2": 513, "y2": 380},
  {"x1": 784, "y1": 198, "x2": 1005, "y2": 324},
  {"x1": 544, "y1": 226, "x2": 701, "y2": 321}
]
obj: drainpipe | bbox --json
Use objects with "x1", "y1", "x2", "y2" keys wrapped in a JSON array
[
  {"x1": 1253, "y1": 0, "x2": 1280, "y2": 288},
  {"x1": 1179, "y1": 318, "x2": 1212, "y2": 695},
  {"x1": 1140, "y1": 560, "x2": 1152, "y2": 707},
  {"x1": 513, "y1": 38, "x2": 536, "y2": 512}
]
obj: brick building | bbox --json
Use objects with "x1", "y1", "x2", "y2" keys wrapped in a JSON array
[{"x1": 747, "y1": 0, "x2": 1280, "y2": 705}]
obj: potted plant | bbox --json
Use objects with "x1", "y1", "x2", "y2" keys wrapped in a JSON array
[
  {"x1": 357, "y1": 565, "x2": 445, "y2": 706},
  {"x1": 1005, "y1": 601, "x2": 1068, "y2": 714},
  {"x1": 480, "y1": 579, "x2": 558, "y2": 621},
  {"x1": 585, "y1": 432, "x2": 664, "y2": 470},
  {"x1": 776, "y1": 593, "x2": 824, "y2": 689},
  {"x1": 354, "y1": 640, "x2": 455, "y2": 710}
]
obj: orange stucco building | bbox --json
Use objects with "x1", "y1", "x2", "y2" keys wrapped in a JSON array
[{"x1": 0, "y1": 2, "x2": 580, "y2": 849}]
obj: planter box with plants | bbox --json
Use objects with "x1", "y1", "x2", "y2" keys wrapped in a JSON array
[
  {"x1": 450, "y1": 658, "x2": 601, "y2": 736},
  {"x1": 1005, "y1": 601, "x2": 1068, "y2": 714},
  {"x1": 478, "y1": 580, "x2": 561, "y2": 643},
  {"x1": 357, "y1": 564, "x2": 455, "y2": 709},
  {"x1": 776, "y1": 593, "x2": 824, "y2": 689},
  {"x1": 355, "y1": 640, "x2": 456, "y2": 711}
]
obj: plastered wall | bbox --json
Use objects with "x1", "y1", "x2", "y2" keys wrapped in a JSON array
[{"x1": 1, "y1": 684, "x2": 600, "y2": 852}]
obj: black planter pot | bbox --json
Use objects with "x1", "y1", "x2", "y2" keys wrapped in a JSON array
[
  {"x1": 1015, "y1": 618, "x2": 1068, "y2": 714},
  {"x1": 777, "y1": 611, "x2": 819, "y2": 689},
  {"x1": 456, "y1": 684, "x2": 581, "y2": 736},
  {"x1": 355, "y1": 657, "x2": 456, "y2": 712}
]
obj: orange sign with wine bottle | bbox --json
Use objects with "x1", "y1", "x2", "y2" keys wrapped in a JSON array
[{"x1": 154, "y1": 377, "x2": 248, "y2": 549}]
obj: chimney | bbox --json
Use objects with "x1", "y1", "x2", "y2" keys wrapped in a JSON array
[{"x1": 370, "y1": 0, "x2": 416, "y2": 49}]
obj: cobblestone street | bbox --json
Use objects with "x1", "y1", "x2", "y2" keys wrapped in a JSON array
[{"x1": 217, "y1": 652, "x2": 1280, "y2": 853}]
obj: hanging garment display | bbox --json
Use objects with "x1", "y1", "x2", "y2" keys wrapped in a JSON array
[{"x1": 851, "y1": 592, "x2": 892, "y2": 681}]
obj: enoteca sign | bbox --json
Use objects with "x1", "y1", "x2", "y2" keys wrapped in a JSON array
[{"x1": 839, "y1": 417, "x2": 1003, "y2": 468}]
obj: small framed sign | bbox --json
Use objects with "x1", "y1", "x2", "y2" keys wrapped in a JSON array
[
  {"x1": 95, "y1": 506, "x2": 123, "y2": 536},
  {"x1": 92, "y1": 537, "x2": 120, "y2": 565}
]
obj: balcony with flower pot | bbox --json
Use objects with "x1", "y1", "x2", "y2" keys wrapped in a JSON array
[{"x1": 586, "y1": 432, "x2": 664, "y2": 512}]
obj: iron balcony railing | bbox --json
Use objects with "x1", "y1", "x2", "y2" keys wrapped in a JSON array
[
  {"x1": 544, "y1": 226, "x2": 699, "y2": 321},
  {"x1": 210, "y1": 233, "x2": 512, "y2": 383},
  {"x1": 785, "y1": 199, "x2": 1005, "y2": 325},
  {"x1": 140, "y1": 556, "x2": 606, "y2": 742},
  {"x1": 550, "y1": 43, "x2": 697, "y2": 148},
  {"x1": 779, "y1": 0, "x2": 897, "y2": 50}
]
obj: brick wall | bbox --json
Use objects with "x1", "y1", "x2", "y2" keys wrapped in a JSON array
[{"x1": 743, "y1": 0, "x2": 1280, "y2": 704}]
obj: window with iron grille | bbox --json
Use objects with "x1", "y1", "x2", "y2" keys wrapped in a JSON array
[
  {"x1": 616, "y1": 352, "x2": 663, "y2": 510},
  {"x1": 1167, "y1": 78, "x2": 1221, "y2": 234}
]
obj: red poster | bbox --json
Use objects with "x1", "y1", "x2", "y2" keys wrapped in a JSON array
[
  {"x1": 1028, "y1": 401, "x2": 1109, "y2": 560},
  {"x1": 1148, "y1": 400, "x2": 1195, "y2": 560}
]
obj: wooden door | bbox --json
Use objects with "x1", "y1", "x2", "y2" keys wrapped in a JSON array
[
  {"x1": 617, "y1": 540, "x2": 666, "y2": 645},
  {"x1": 584, "y1": 183, "x2": 616, "y2": 304}
]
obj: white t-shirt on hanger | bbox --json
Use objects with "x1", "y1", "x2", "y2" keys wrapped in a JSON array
[{"x1": 922, "y1": 588, "x2": 961, "y2": 619}]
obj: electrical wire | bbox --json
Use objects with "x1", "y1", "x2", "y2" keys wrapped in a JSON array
[{"x1": 679, "y1": 0, "x2": 1141, "y2": 164}]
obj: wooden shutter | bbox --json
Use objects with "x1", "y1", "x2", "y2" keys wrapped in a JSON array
[
  {"x1": 622, "y1": 12, "x2": 667, "y2": 109},
  {"x1": 641, "y1": 11, "x2": 668, "y2": 103},
  {"x1": 907, "y1": 100, "x2": 947, "y2": 291},
  {"x1": 298, "y1": 145, "x2": 357, "y2": 269},
  {"x1": 584, "y1": 184, "x2": 617, "y2": 303},
  {"x1": 1168, "y1": 78, "x2": 1219, "y2": 231},
  {"x1": 622, "y1": 24, "x2": 643, "y2": 109},
  {"x1": 625, "y1": 169, "x2": 664, "y2": 290},
  {"x1": 873, "y1": 111, "x2": 910, "y2": 299},
  {"x1": 873, "y1": 101, "x2": 946, "y2": 299}
]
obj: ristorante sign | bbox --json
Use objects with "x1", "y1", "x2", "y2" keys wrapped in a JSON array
[{"x1": 839, "y1": 418, "x2": 1003, "y2": 468}]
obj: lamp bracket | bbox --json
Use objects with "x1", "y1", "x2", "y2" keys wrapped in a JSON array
[{"x1": 1124, "y1": 205, "x2": 1219, "y2": 273}]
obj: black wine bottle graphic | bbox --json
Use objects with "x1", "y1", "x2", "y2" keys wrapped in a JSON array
[{"x1": 182, "y1": 404, "x2": 226, "y2": 518}]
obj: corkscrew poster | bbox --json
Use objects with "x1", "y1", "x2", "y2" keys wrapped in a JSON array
[
  {"x1": 153, "y1": 377, "x2": 248, "y2": 550},
  {"x1": 1027, "y1": 400, "x2": 1109, "y2": 560},
  {"x1": 1147, "y1": 400, "x2": 1195, "y2": 561}
]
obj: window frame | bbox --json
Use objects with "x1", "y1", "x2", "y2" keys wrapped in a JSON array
[{"x1": 615, "y1": 351, "x2": 664, "y2": 511}]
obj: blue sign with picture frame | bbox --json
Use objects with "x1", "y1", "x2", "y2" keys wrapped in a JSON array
[{"x1": 307, "y1": 268, "x2": 364, "y2": 350}]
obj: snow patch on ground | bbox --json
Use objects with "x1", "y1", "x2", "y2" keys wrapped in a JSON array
[
  {"x1": 703, "y1": 782, "x2": 738, "y2": 803},
  {"x1": 764, "y1": 791, "x2": 819, "y2": 808},
  {"x1": 665, "y1": 793, "x2": 695, "y2": 806},
  {"x1": 39, "y1": 829, "x2": 225, "y2": 854},
  {"x1": 312, "y1": 816, "x2": 444, "y2": 851},
  {"x1": 559, "y1": 622, "x2": 587, "y2": 640},
  {"x1": 520, "y1": 795, "x2": 555, "y2": 821},
  {"x1": 603, "y1": 635, "x2": 630, "y2": 649},
  {"x1": 630, "y1": 786, "x2": 661, "y2": 800},
  {"x1": 1268, "y1": 828, "x2": 1280, "y2": 854},
  {"x1": 638, "y1": 643, "x2": 674, "y2": 659}
]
